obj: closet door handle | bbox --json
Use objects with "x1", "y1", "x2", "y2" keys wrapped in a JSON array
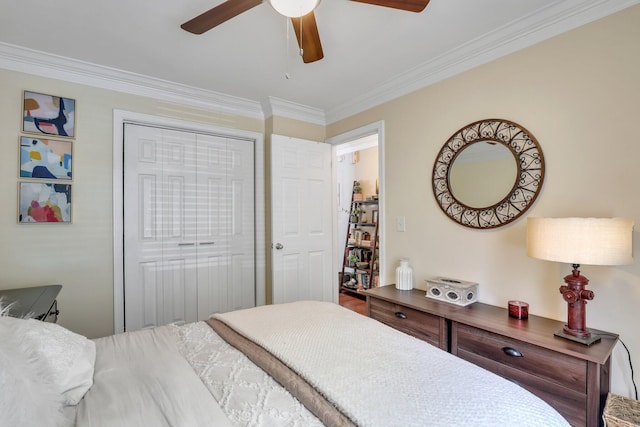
[
  {"x1": 502, "y1": 347, "x2": 523, "y2": 357},
  {"x1": 395, "y1": 311, "x2": 407, "y2": 319},
  {"x1": 199, "y1": 242, "x2": 215, "y2": 245},
  {"x1": 274, "y1": 243, "x2": 284, "y2": 250},
  {"x1": 178, "y1": 242, "x2": 195, "y2": 247}
]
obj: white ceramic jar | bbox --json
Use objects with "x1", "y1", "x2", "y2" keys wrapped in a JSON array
[{"x1": 395, "y1": 259, "x2": 414, "y2": 290}]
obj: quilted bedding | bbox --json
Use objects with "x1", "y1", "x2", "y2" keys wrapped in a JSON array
[
  {"x1": 74, "y1": 301, "x2": 571, "y2": 427},
  {"x1": 211, "y1": 301, "x2": 571, "y2": 427}
]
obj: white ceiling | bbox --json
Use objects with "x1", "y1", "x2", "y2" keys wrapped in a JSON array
[{"x1": 1, "y1": 0, "x2": 637, "y2": 123}]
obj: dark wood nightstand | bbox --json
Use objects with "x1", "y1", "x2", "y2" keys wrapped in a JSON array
[
  {"x1": 0, "y1": 284, "x2": 62, "y2": 322},
  {"x1": 365, "y1": 285, "x2": 618, "y2": 427}
]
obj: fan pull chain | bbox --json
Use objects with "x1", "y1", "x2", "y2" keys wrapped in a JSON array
[
  {"x1": 284, "y1": 17, "x2": 292, "y2": 79},
  {"x1": 298, "y1": 16, "x2": 304, "y2": 57}
]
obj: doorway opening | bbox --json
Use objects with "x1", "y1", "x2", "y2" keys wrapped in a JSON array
[{"x1": 327, "y1": 121, "x2": 384, "y2": 310}]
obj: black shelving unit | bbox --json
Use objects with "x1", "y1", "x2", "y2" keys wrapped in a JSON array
[{"x1": 340, "y1": 181, "x2": 379, "y2": 296}]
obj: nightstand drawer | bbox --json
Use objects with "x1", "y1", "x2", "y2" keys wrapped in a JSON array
[
  {"x1": 455, "y1": 323, "x2": 587, "y2": 392},
  {"x1": 454, "y1": 323, "x2": 589, "y2": 426},
  {"x1": 369, "y1": 297, "x2": 446, "y2": 349}
]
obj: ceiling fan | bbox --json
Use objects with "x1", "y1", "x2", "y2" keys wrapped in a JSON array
[{"x1": 181, "y1": 0, "x2": 431, "y2": 64}]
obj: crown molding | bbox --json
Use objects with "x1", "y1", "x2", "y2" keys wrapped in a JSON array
[
  {"x1": 325, "y1": 0, "x2": 640, "y2": 124},
  {"x1": 2, "y1": 0, "x2": 637, "y2": 127},
  {"x1": 262, "y1": 97, "x2": 326, "y2": 125},
  {"x1": 0, "y1": 42, "x2": 265, "y2": 120}
]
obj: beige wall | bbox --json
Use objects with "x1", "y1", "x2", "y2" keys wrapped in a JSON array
[
  {"x1": 0, "y1": 69, "x2": 263, "y2": 339},
  {"x1": 352, "y1": 147, "x2": 379, "y2": 198},
  {"x1": 328, "y1": 6, "x2": 640, "y2": 397}
]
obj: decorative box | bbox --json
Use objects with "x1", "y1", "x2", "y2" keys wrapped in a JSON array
[{"x1": 425, "y1": 277, "x2": 478, "y2": 306}]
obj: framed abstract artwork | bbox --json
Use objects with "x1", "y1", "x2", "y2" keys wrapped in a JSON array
[
  {"x1": 20, "y1": 136, "x2": 72, "y2": 180},
  {"x1": 22, "y1": 91, "x2": 76, "y2": 138},
  {"x1": 18, "y1": 182, "x2": 72, "y2": 223}
]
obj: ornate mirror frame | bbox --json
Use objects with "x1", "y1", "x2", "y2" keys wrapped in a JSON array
[{"x1": 432, "y1": 119, "x2": 545, "y2": 229}]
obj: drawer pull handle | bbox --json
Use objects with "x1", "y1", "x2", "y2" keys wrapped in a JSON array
[
  {"x1": 395, "y1": 311, "x2": 407, "y2": 319},
  {"x1": 502, "y1": 347, "x2": 523, "y2": 357}
]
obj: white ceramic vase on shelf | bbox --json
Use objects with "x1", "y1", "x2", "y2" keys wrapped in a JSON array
[{"x1": 395, "y1": 259, "x2": 413, "y2": 290}]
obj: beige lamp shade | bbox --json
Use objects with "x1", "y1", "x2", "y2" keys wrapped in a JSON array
[{"x1": 526, "y1": 217, "x2": 634, "y2": 266}]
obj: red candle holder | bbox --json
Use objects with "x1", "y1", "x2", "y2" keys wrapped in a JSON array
[{"x1": 508, "y1": 300, "x2": 529, "y2": 319}]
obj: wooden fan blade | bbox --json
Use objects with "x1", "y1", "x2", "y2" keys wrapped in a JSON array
[
  {"x1": 291, "y1": 11, "x2": 324, "y2": 64},
  {"x1": 181, "y1": 0, "x2": 263, "y2": 34},
  {"x1": 350, "y1": 0, "x2": 430, "y2": 13}
]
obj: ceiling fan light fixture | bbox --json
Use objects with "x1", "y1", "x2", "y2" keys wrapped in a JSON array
[{"x1": 269, "y1": 0, "x2": 319, "y2": 18}]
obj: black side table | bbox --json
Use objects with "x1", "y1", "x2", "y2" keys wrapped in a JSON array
[{"x1": 0, "y1": 284, "x2": 62, "y2": 322}]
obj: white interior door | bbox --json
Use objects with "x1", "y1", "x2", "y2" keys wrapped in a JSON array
[{"x1": 271, "y1": 135, "x2": 333, "y2": 304}]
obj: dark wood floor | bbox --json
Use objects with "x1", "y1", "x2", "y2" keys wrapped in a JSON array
[{"x1": 339, "y1": 292, "x2": 368, "y2": 315}]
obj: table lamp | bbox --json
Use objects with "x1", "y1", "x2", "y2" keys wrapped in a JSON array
[{"x1": 526, "y1": 217, "x2": 634, "y2": 345}]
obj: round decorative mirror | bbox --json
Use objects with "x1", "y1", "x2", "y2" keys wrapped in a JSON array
[{"x1": 432, "y1": 119, "x2": 544, "y2": 229}]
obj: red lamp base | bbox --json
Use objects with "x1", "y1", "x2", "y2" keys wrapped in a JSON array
[
  {"x1": 555, "y1": 265, "x2": 602, "y2": 346},
  {"x1": 554, "y1": 328, "x2": 601, "y2": 346}
]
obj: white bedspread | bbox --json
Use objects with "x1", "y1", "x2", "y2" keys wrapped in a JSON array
[
  {"x1": 75, "y1": 325, "x2": 231, "y2": 427},
  {"x1": 214, "y1": 301, "x2": 571, "y2": 427}
]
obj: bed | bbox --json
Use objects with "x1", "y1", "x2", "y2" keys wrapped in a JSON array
[{"x1": 0, "y1": 300, "x2": 570, "y2": 426}]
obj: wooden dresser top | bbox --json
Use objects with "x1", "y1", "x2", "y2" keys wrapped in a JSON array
[{"x1": 365, "y1": 285, "x2": 618, "y2": 364}]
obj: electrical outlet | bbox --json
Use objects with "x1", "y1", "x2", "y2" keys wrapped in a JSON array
[{"x1": 396, "y1": 216, "x2": 406, "y2": 232}]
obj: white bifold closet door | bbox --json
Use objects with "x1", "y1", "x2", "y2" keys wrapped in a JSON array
[{"x1": 123, "y1": 124, "x2": 255, "y2": 332}]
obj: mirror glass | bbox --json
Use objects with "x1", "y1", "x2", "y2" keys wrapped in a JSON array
[
  {"x1": 432, "y1": 119, "x2": 545, "y2": 229},
  {"x1": 449, "y1": 142, "x2": 517, "y2": 208}
]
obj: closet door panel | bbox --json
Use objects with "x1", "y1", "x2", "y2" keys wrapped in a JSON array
[
  {"x1": 196, "y1": 134, "x2": 227, "y2": 241},
  {"x1": 228, "y1": 139, "x2": 255, "y2": 310},
  {"x1": 196, "y1": 135, "x2": 230, "y2": 317},
  {"x1": 162, "y1": 130, "x2": 198, "y2": 245},
  {"x1": 161, "y1": 130, "x2": 198, "y2": 325},
  {"x1": 196, "y1": 135, "x2": 255, "y2": 315},
  {"x1": 164, "y1": 258, "x2": 187, "y2": 324},
  {"x1": 140, "y1": 261, "x2": 160, "y2": 329},
  {"x1": 124, "y1": 124, "x2": 165, "y2": 331},
  {"x1": 198, "y1": 176, "x2": 225, "y2": 241},
  {"x1": 197, "y1": 253, "x2": 228, "y2": 318}
]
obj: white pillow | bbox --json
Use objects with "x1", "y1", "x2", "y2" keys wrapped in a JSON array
[
  {"x1": 2, "y1": 315, "x2": 96, "y2": 406},
  {"x1": 0, "y1": 319, "x2": 67, "y2": 426}
]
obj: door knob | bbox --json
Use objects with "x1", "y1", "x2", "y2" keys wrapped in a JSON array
[{"x1": 274, "y1": 243, "x2": 284, "y2": 250}]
